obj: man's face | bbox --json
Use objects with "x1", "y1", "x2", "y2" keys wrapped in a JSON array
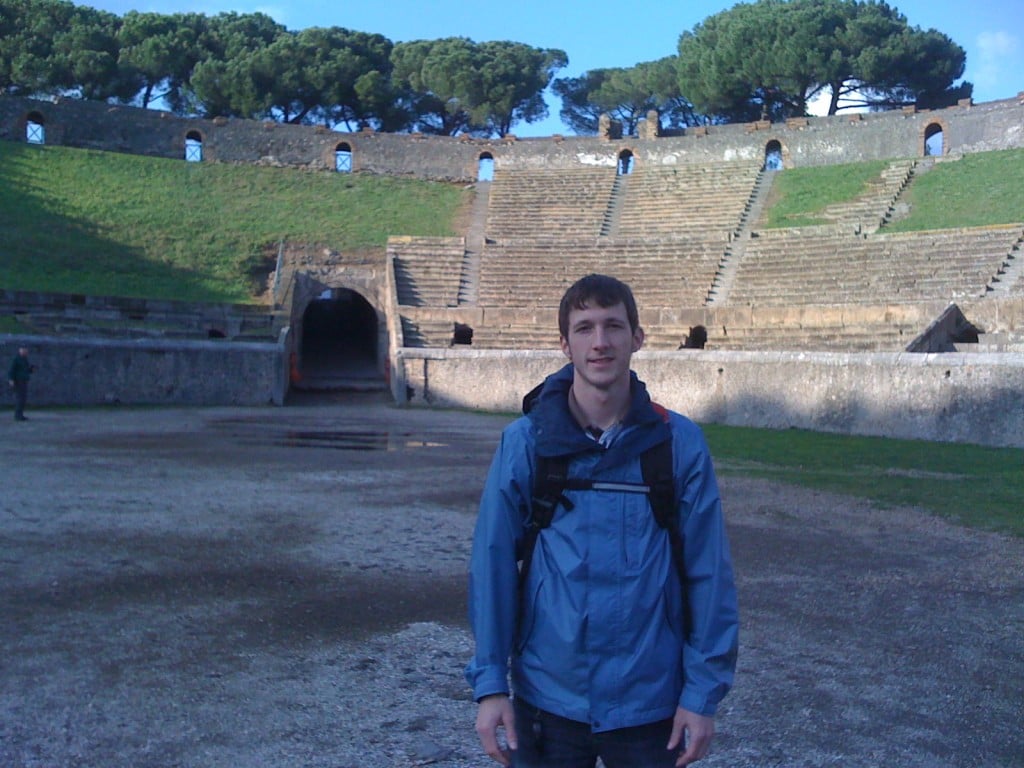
[{"x1": 560, "y1": 301, "x2": 644, "y2": 392}]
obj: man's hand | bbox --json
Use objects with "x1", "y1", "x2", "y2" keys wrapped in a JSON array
[
  {"x1": 475, "y1": 693, "x2": 517, "y2": 766},
  {"x1": 668, "y1": 707, "x2": 715, "y2": 766}
]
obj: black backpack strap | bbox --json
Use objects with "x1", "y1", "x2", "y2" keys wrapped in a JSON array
[
  {"x1": 521, "y1": 436, "x2": 683, "y2": 594},
  {"x1": 520, "y1": 454, "x2": 574, "y2": 590},
  {"x1": 641, "y1": 438, "x2": 686, "y2": 587}
]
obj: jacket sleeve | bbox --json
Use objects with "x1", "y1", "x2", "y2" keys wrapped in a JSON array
[
  {"x1": 673, "y1": 418, "x2": 739, "y2": 716},
  {"x1": 464, "y1": 423, "x2": 531, "y2": 701}
]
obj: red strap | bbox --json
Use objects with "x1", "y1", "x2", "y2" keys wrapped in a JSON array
[{"x1": 651, "y1": 401, "x2": 670, "y2": 423}]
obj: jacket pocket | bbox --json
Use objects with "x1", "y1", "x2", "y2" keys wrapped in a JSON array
[{"x1": 622, "y1": 493, "x2": 655, "y2": 574}]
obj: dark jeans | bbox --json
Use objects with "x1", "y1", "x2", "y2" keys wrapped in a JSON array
[
  {"x1": 12, "y1": 380, "x2": 27, "y2": 419},
  {"x1": 512, "y1": 697, "x2": 678, "y2": 768}
]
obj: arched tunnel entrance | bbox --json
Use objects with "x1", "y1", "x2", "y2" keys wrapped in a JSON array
[{"x1": 294, "y1": 288, "x2": 384, "y2": 395}]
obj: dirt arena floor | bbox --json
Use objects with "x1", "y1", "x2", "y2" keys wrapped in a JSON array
[{"x1": 1, "y1": 396, "x2": 1021, "y2": 768}]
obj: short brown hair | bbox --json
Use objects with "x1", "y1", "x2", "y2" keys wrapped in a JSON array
[{"x1": 558, "y1": 274, "x2": 640, "y2": 338}]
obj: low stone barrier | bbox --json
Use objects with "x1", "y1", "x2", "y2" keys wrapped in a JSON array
[
  {"x1": 1, "y1": 332, "x2": 289, "y2": 407},
  {"x1": 7, "y1": 330, "x2": 1022, "y2": 449},
  {"x1": 393, "y1": 347, "x2": 1024, "y2": 449}
]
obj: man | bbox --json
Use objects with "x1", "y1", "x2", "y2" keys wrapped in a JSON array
[
  {"x1": 466, "y1": 274, "x2": 738, "y2": 767},
  {"x1": 8, "y1": 347, "x2": 34, "y2": 421}
]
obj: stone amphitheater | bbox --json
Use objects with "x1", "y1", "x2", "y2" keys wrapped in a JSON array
[{"x1": 1, "y1": 94, "x2": 1023, "y2": 447}]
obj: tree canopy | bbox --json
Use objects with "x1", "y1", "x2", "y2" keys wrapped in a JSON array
[
  {"x1": 1, "y1": 0, "x2": 974, "y2": 135},
  {"x1": 0, "y1": 0, "x2": 565, "y2": 136},
  {"x1": 391, "y1": 38, "x2": 566, "y2": 136},
  {"x1": 677, "y1": 0, "x2": 970, "y2": 120},
  {"x1": 553, "y1": 57, "x2": 706, "y2": 136}
]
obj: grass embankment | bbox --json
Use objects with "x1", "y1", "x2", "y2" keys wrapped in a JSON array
[
  {"x1": 763, "y1": 159, "x2": 890, "y2": 227},
  {"x1": 883, "y1": 148, "x2": 1024, "y2": 232},
  {"x1": 0, "y1": 140, "x2": 467, "y2": 303},
  {"x1": 703, "y1": 425, "x2": 1024, "y2": 537},
  {"x1": 762, "y1": 147, "x2": 1024, "y2": 231}
]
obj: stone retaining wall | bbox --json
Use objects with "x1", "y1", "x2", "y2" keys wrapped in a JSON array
[
  {"x1": 393, "y1": 348, "x2": 1024, "y2": 449},
  {"x1": 3, "y1": 93, "x2": 1024, "y2": 180},
  {"x1": 1, "y1": 332, "x2": 289, "y2": 407},
  {"x1": 5, "y1": 326, "x2": 1022, "y2": 450}
]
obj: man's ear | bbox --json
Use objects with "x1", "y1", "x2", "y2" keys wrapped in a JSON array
[
  {"x1": 632, "y1": 326, "x2": 645, "y2": 352},
  {"x1": 560, "y1": 335, "x2": 571, "y2": 359}
]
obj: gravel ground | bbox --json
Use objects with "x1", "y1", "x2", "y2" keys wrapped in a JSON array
[{"x1": 1, "y1": 397, "x2": 1021, "y2": 768}]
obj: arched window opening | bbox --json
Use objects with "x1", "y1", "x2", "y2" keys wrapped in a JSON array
[
  {"x1": 26, "y1": 112, "x2": 45, "y2": 145},
  {"x1": 924, "y1": 123, "x2": 944, "y2": 157},
  {"x1": 764, "y1": 140, "x2": 783, "y2": 171},
  {"x1": 477, "y1": 153, "x2": 494, "y2": 182},
  {"x1": 185, "y1": 131, "x2": 203, "y2": 162},
  {"x1": 617, "y1": 150, "x2": 634, "y2": 176},
  {"x1": 335, "y1": 142, "x2": 352, "y2": 173}
]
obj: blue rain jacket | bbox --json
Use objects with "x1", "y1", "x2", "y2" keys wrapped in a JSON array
[{"x1": 466, "y1": 364, "x2": 738, "y2": 731}]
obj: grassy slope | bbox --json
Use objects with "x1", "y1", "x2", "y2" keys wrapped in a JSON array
[
  {"x1": 762, "y1": 148, "x2": 1024, "y2": 231},
  {"x1": 703, "y1": 425, "x2": 1024, "y2": 537},
  {"x1": 0, "y1": 141, "x2": 467, "y2": 303},
  {"x1": 884, "y1": 148, "x2": 1024, "y2": 231},
  {"x1": 763, "y1": 159, "x2": 889, "y2": 227}
]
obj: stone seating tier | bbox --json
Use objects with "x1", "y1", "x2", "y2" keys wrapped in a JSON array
[
  {"x1": 451, "y1": 321, "x2": 915, "y2": 353},
  {"x1": 476, "y1": 238, "x2": 726, "y2": 310},
  {"x1": 697, "y1": 324, "x2": 915, "y2": 352},
  {"x1": 729, "y1": 225, "x2": 1024, "y2": 306},
  {"x1": 399, "y1": 315, "x2": 460, "y2": 347},
  {"x1": 485, "y1": 160, "x2": 763, "y2": 242},
  {"x1": 388, "y1": 236, "x2": 466, "y2": 308},
  {"x1": 616, "y1": 161, "x2": 762, "y2": 238},
  {"x1": 391, "y1": 160, "x2": 1022, "y2": 352},
  {"x1": 486, "y1": 167, "x2": 614, "y2": 241},
  {"x1": 2, "y1": 291, "x2": 277, "y2": 341}
]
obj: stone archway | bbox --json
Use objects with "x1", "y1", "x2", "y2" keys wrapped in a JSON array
[
  {"x1": 294, "y1": 286, "x2": 383, "y2": 394},
  {"x1": 922, "y1": 120, "x2": 948, "y2": 157},
  {"x1": 25, "y1": 111, "x2": 45, "y2": 144},
  {"x1": 185, "y1": 130, "x2": 203, "y2": 162},
  {"x1": 617, "y1": 149, "x2": 635, "y2": 175},
  {"x1": 477, "y1": 152, "x2": 494, "y2": 181},
  {"x1": 335, "y1": 142, "x2": 353, "y2": 172}
]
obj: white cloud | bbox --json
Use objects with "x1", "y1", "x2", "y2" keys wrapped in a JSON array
[{"x1": 974, "y1": 30, "x2": 1019, "y2": 92}]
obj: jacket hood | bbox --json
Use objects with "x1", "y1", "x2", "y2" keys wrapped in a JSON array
[{"x1": 523, "y1": 363, "x2": 670, "y2": 460}]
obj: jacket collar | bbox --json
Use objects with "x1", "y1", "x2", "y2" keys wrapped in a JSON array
[{"x1": 524, "y1": 364, "x2": 670, "y2": 460}]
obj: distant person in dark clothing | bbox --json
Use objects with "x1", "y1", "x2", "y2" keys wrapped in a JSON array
[
  {"x1": 8, "y1": 347, "x2": 34, "y2": 421},
  {"x1": 679, "y1": 325, "x2": 708, "y2": 350}
]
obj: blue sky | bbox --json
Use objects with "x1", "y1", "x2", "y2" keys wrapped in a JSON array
[{"x1": 86, "y1": 0, "x2": 1024, "y2": 135}]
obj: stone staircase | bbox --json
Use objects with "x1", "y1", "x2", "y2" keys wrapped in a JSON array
[
  {"x1": 820, "y1": 158, "x2": 918, "y2": 233},
  {"x1": 599, "y1": 174, "x2": 627, "y2": 236},
  {"x1": 983, "y1": 227, "x2": 1024, "y2": 296},
  {"x1": 706, "y1": 167, "x2": 773, "y2": 305},
  {"x1": 459, "y1": 181, "x2": 490, "y2": 304}
]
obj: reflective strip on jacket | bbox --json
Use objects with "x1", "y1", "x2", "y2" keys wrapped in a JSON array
[{"x1": 465, "y1": 364, "x2": 739, "y2": 732}]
